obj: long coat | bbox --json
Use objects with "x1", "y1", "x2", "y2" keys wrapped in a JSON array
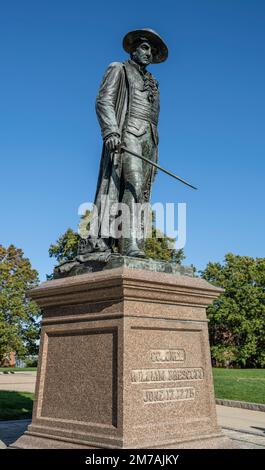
[
  {"x1": 94, "y1": 62, "x2": 128, "y2": 223},
  {"x1": 90, "y1": 61, "x2": 158, "y2": 249}
]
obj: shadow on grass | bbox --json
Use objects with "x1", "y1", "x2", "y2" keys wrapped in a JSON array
[{"x1": 0, "y1": 391, "x2": 34, "y2": 421}]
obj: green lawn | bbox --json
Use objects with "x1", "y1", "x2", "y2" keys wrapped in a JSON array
[
  {"x1": 213, "y1": 368, "x2": 265, "y2": 404},
  {"x1": 0, "y1": 367, "x2": 37, "y2": 373},
  {"x1": 0, "y1": 391, "x2": 34, "y2": 420}
]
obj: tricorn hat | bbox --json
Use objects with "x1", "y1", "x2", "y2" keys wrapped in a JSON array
[{"x1": 123, "y1": 28, "x2": 168, "y2": 64}]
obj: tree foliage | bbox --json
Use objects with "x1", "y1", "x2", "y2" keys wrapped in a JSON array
[
  {"x1": 48, "y1": 228, "x2": 80, "y2": 264},
  {"x1": 144, "y1": 227, "x2": 185, "y2": 263},
  {"x1": 201, "y1": 253, "x2": 265, "y2": 368},
  {"x1": 0, "y1": 245, "x2": 41, "y2": 363}
]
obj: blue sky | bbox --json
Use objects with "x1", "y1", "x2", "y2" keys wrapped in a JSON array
[{"x1": 1, "y1": 0, "x2": 265, "y2": 281}]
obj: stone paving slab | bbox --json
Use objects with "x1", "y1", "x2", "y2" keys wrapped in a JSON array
[
  {"x1": 216, "y1": 404, "x2": 265, "y2": 436},
  {"x1": 222, "y1": 428, "x2": 265, "y2": 449}
]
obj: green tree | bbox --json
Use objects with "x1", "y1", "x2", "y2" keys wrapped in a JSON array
[
  {"x1": 201, "y1": 253, "x2": 265, "y2": 368},
  {"x1": 48, "y1": 228, "x2": 80, "y2": 264},
  {"x1": 0, "y1": 245, "x2": 41, "y2": 364},
  {"x1": 144, "y1": 227, "x2": 185, "y2": 263}
]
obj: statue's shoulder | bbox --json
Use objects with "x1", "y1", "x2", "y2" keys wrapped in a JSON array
[
  {"x1": 102, "y1": 62, "x2": 125, "y2": 81},
  {"x1": 106, "y1": 61, "x2": 124, "y2": 71}
]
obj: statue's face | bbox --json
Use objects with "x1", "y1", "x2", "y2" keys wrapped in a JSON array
[{"x1": 132, "y1": 41, "x2": 153, "y2": 66}]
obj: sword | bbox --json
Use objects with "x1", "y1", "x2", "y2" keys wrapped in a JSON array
[{"x1": 116, "y1": 145, "x2": 197, "y2": 190}]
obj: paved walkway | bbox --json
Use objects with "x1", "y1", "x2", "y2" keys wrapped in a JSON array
[
  {"x1": 216, "y1": 405, "x2": 265, "y2": 449},
  {"x1": 0, "y1": 419, "x2": 30, "y2": 447},
  {"x1": 217, "y1": 404, "x2": 265, "y2": 435},
  {"x1": 0, "y1": 372, "x2": 36, "y2": 393}
]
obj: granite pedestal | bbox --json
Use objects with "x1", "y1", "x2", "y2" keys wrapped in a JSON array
[{"x1": 12, "y1": 267, "x2": 236, "y2": 448}]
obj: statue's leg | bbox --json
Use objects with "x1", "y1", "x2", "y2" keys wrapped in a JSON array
[
  {"x1": 139, "y1": 125, "x2": 157, "y2": 250},
  {"x1": 119, "y1": 130, "x2": 145, "y2": 257}
]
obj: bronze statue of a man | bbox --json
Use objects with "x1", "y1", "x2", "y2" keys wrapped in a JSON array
[{"x1": 82, "y1": 28, "x2": 168, "y2": 258}]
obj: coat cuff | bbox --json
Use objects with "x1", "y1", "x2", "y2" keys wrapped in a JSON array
[{"x1": 103, "y1": 131, "x2": 121, "y2": 141}]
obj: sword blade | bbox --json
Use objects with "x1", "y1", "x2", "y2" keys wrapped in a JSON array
[{"x1": 119, "y1": 146, "x2": 197, "y2": 190}]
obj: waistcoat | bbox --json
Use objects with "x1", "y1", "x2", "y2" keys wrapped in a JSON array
[{"x1": 124, "y1": 61, "x2": 160, "y2": 127}]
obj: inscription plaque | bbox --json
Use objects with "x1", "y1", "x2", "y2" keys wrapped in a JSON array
[
  {"x1": 131, "y1": 367, "x2": 204, "y2": 384},
  {"x1": 143, "y1": 386, "x2": 195, "y2": 404},
  {"x1": 150, "y1": 349, "x2": 185, "y2": 363}
]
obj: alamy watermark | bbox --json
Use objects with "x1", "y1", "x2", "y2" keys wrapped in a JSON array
[{"x1": 78, "y1": 197, "x2": 187, "y2": 249}]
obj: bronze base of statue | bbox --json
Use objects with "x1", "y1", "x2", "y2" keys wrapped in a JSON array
[{"x1": 54, "y1": 252, "x2": 194, "y2": 279}]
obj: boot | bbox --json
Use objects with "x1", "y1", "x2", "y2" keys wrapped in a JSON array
[{"x1": 119, "y1": 237, "x2": 146, "y2": 258}]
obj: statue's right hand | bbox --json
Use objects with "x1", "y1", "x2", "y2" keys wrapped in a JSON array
[{"x1": 105, "y1": 134, "x2": 121, "y2": 153}]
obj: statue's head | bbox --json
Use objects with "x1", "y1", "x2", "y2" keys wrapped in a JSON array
[
  {"x1": 123, "y1": 28, "x2": 168, "y2": 65},
  {"x1": 130, "y1": 39, "x2": 153, "y2": 66}
]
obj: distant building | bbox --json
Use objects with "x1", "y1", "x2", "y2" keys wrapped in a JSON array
[{"x1": 1, "y1": 351, "x2": 16, "y2": 367}]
